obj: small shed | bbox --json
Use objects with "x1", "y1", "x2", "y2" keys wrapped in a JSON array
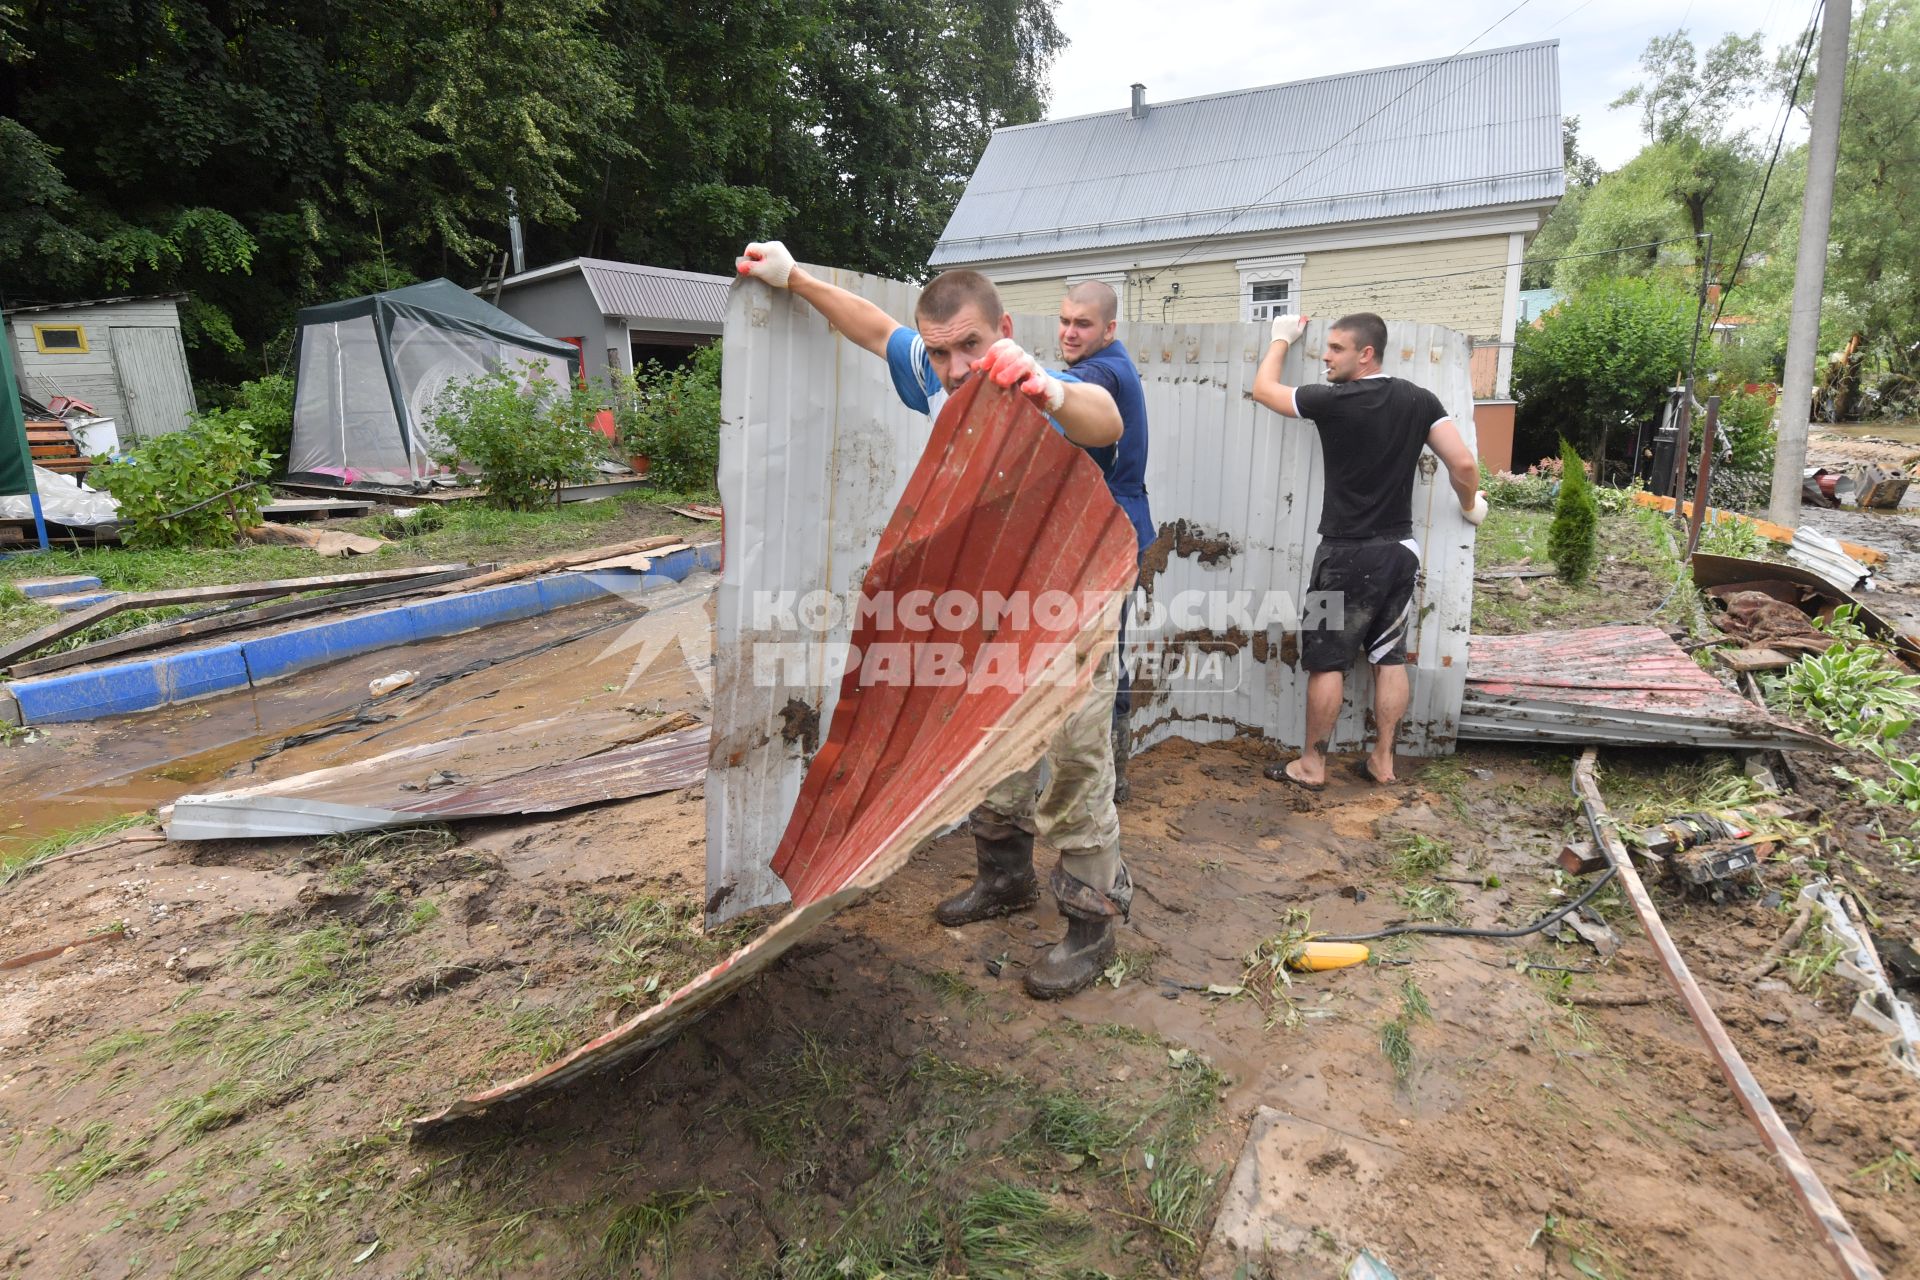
[
  {"x1": 3, "y1": 294, "x2": 196, "y2": 442},
  {"x1": 486, "y1": 258, "x2": 729, "y2": 388}
]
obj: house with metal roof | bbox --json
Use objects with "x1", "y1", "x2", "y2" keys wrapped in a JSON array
[
  {"x1": 930, "y1": 41, "x2": 1565, "y2": 466},
  {"x1": 486, "y1": 258, "x2": 731, "y2": 387}
]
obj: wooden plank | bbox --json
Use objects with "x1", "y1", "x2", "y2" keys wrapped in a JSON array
[
  {"x1": 1716, "y1": 647, "x2": 1793, "y2": 673},
  {"x1": 5, "y1": 565, "x2": 490, "y2": 678},
  {"x1": 1573, "y1": 750, "x2": 1885, "y2": 1280},
  {"x1": 0, "y1": 564, "x2": 473, "y2": 668},
  {"x1": 428, "y1": 536, "x2": 684, "y2": 595}
]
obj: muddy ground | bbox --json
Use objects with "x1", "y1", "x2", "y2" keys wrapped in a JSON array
[{"x1": 3, "y1": 541, "x2": 1919, "y2": 1278}]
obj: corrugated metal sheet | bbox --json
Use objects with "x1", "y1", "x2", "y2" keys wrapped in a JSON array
[
  {"x1": 772, "y1": 376, "x2": 1139, "y2": 905},
  {"x1": 412, "y1": 378, "x2": 1131, "y2": 1131},
  {"x1": 575, "y1": 258, "x2": 730, "y2": 327},
  {"x1": 707, "y1": 269, "x2": 1480, "y2": 923},
  {"x1": 166, "y1": 724, "x2": 709, "y2": 840},
  {"x1": 931, "y1": 41, "x2": 1563, "y2": 266},
  {"x1": 1460, "y1": 626, "x2": 1831, "y2": 750}
]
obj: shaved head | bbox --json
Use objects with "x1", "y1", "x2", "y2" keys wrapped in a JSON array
[{"x1": 1065, "y1": 280, "x2": 1118, "y2": 326}]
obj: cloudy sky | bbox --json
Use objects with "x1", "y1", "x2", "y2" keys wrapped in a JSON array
[{"x1": 1044, "y1": 0, "x2": 1818, "y2": 169}]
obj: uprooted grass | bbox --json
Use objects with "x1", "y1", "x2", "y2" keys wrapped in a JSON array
[
  {"x1": 0, "y1": 812, "x2": 150, "y2": 888},
  {"x1": 1239, "y1": 908, "x2": 1316, "y2": 1028},
  {"x1": 1388, "y1": 832, "x2": 1452, "y2": 881}
]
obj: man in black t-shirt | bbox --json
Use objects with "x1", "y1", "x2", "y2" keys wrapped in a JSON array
[{"x1": 1250, "y1": 311, "x2": 1487, "y2": 788}]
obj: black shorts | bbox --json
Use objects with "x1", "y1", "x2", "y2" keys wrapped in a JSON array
[{"x1": 1302, "y1": 536, "x2": 1420, "y2": 672}]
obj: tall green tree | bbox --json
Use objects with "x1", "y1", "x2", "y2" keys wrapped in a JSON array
[{"x1": 1, "y1": 0, "x2": 1067, "y2": 386}]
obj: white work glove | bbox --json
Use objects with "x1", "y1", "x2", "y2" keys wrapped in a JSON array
[
  {"x1": 1463, "y1": 490, "x2": 1489, "y2": 526},
  {"x1": 978, "y1": 338, "x2": 1066, "y2": 413},
  {"x1": 734, "y1": 240, "x2": 795, "y2": 288},
  {"x1": 1270, "y1": 314, "x2": 1309, "y2": 346}
]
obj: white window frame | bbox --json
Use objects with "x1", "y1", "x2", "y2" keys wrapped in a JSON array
[{"x1": 1236, "y1": 254, "x2": 1305, "y2": 323}]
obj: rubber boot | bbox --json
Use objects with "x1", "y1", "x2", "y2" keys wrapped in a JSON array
[
  {"x1": 1110, "y1": 713, "x2": 1132, "y2": 805},
  {"x1": 1024, "y1": 861, "x2": 1134, "y2": 1000},
  {"x1": 934, "y1": 828, "x2": 1038, "y2": 926}
]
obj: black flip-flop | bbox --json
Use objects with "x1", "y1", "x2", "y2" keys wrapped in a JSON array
[
  {"x1": 1263, "y1": 760, "x2": 1326, "y2": 791},
  {"x1": 1347, "y1": 757, "x2": 1408, "y2": 787}
]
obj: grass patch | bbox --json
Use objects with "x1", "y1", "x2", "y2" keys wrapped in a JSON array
[
  {"x1": 1396, "y1": 883, "x2": 1463, "y2": 923},
  {"x1": 733, "y1": 1032, "x2": 866, "y2": 1160},
  {"x1": 601, "y1": 1188, "x2": 720, "y2": 1268},
  {"x1": 911, "y1": 966, "x2": 985, "y2": 1008},
  {"x1": 0, "y1": 812, "x2": 149, "y2": 888},
  {"x1": 1141, "y1": 1157, "x2": 1222, "y2": 1259},
  {"x1": 36, "y1": 1122, "x2": 148, "y2": 1205},
  {"x1": 1855, "y1": 1147, "x2": 1920, "y2": 1194},
  {"x1": 82, "y1": 1028, "x2": 153, "y2": 1068},
  {"x1": 1030, "y1": 1091, "x2": 1128, "y2": 1166},
  {"x1": 231, "y1": 921, "x2": 367, "y2": 1008},
  {"x1": 0, "y1": 491, "x2": 710, "y2": 648},
  {"x1": 1399, "y1": 976, "x2": 1433, "y2": 1025},
  {"x1": 1101, "y1": 948, "x2": 1156, "y2": 989},
  {"x1": 1388, "y1": 832, "x2": 1451, "y2": 881},
  {"x1": 1379, "y1": 1019, "x2": 1415, "y2": 1086},
  {"x1": 1419, "y1": 756, "x2": 1474, "y2": 822}
]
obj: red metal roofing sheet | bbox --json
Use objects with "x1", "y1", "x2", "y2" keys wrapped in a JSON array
[
  {"x1": 1463, "y1": 625, "x2": 1829, "y2": 749},
  {"x1": 412, "y1": 375, "x2": 1138, "y2": 1130}
]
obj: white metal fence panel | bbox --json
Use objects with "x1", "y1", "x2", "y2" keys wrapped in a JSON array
[
  {"x1": 710, "y1": 273, "x2": 1477, "y2": 922},
  {"x1": 1067, "y1": 318, "x2": 1478, "y2": 759},
  {"x1": 709, "y1": 269, "x2": 933, "y2": 920}
]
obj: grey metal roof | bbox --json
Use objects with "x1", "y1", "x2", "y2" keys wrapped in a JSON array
[
  {"x1": 498, "y1": 258, "x2": 730, "y2": 328},
  {"x1": 930, "y1": 41, "x2": 1564, "y2": 267}
]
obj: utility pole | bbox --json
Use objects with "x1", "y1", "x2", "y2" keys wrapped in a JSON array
[{"x1": 1768, "y1": 0, "x2": 1851, "y2": 527}]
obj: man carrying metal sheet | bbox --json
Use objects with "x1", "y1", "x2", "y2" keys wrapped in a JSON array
[
  {"x1": 1251, "y1": 312, "x2": 1486, "y2": 788},
  {"x1": 1054, "y1": 281, "x2": 1153, "y2": 804},
  {"x1": 736, "y1": 240, "x2": 1137, "y2": 998}
]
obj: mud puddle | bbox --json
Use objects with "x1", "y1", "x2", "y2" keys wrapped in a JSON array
[{"x1": 1, "y1": 585, "x2": 710, "y2": 846}]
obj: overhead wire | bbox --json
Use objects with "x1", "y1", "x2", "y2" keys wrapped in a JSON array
[{"x1": 1705, "y1": 0, "x2": 1823, "y2": 337}]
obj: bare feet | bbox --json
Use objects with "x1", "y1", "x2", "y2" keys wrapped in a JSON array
[{"x1": 1263, "y1": 756, "x2": 1327, "y2": 790}]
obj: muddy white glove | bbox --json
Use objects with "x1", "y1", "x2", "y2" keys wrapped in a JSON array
[
  {"x1": 1270, "y1": 315, "x2": 1309, "y2": 345},
  {"x1": 979, "y1": 338, "x2": 1066, "y2": 413},
  {"x1": 735, "y1": 240, "x2": 795, "y2": 288},
  {"x1": 1463, "y1": 491, "x2": 1489, "y2": 526}
]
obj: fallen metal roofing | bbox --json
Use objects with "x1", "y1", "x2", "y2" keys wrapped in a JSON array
[
  {"x1": 1458, "y1": 626, "x2": 1831, "y2": 751},
  {"x1": 165, "y1": 722, "x2": 708, "y2": 840},
  {"x1": 930, "y1": 41, "x2": 1563, "y2": 266},
  {"x1": 411, "y1": 375, "x2": 1139, "y2": 1131}
]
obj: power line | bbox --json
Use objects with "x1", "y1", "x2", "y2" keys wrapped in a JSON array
[
  {"x1": 1154, "y1": 0, "x2": 1540, "y2": 275},
  {"x1": 1706, "y1": 0, "x2": 1822, "y2": 336}
]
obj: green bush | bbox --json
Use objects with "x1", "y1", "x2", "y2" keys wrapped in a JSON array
[
  {"x1": 90, "y1": 416, "x2": 274, "y2": 548},
  {"x1": 428, "y1": 364, "x2": 606, "y2": 511},
  {"x1": 1512, "y1": 277, "x2": 1696, "y2": 477},
  {"x1": 615, "y1": 343, "x2": 721, "y2": 495},
  {"x1": 1547, "y1": 439, "x2": 1598, "y2": 586}
]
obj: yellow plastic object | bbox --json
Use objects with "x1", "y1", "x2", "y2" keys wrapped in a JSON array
[{"x1": 1287, "y1": 942, "x2": 1370, "y2": 972}]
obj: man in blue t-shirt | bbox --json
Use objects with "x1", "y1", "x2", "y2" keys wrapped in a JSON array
[
  {"x1": 736, "y1": 239, "x2": 1137, "y2": 999},
  {"x1": 1053, "y1": 281, "x2": 1152, "y2": 803}
]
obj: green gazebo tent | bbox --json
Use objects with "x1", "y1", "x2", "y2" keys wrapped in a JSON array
[{"x1": 288, "y1": 279, "x2": 581, "y2": 486}]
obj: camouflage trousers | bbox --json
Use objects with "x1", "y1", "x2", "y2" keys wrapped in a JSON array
[{"x1": 970, "y1": 644, "x2": 1122, "y2": 894}]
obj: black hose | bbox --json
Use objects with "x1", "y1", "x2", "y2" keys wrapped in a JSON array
[{"x1": 1316, "y1": 864, "x2": 1619, "y2": 943}]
